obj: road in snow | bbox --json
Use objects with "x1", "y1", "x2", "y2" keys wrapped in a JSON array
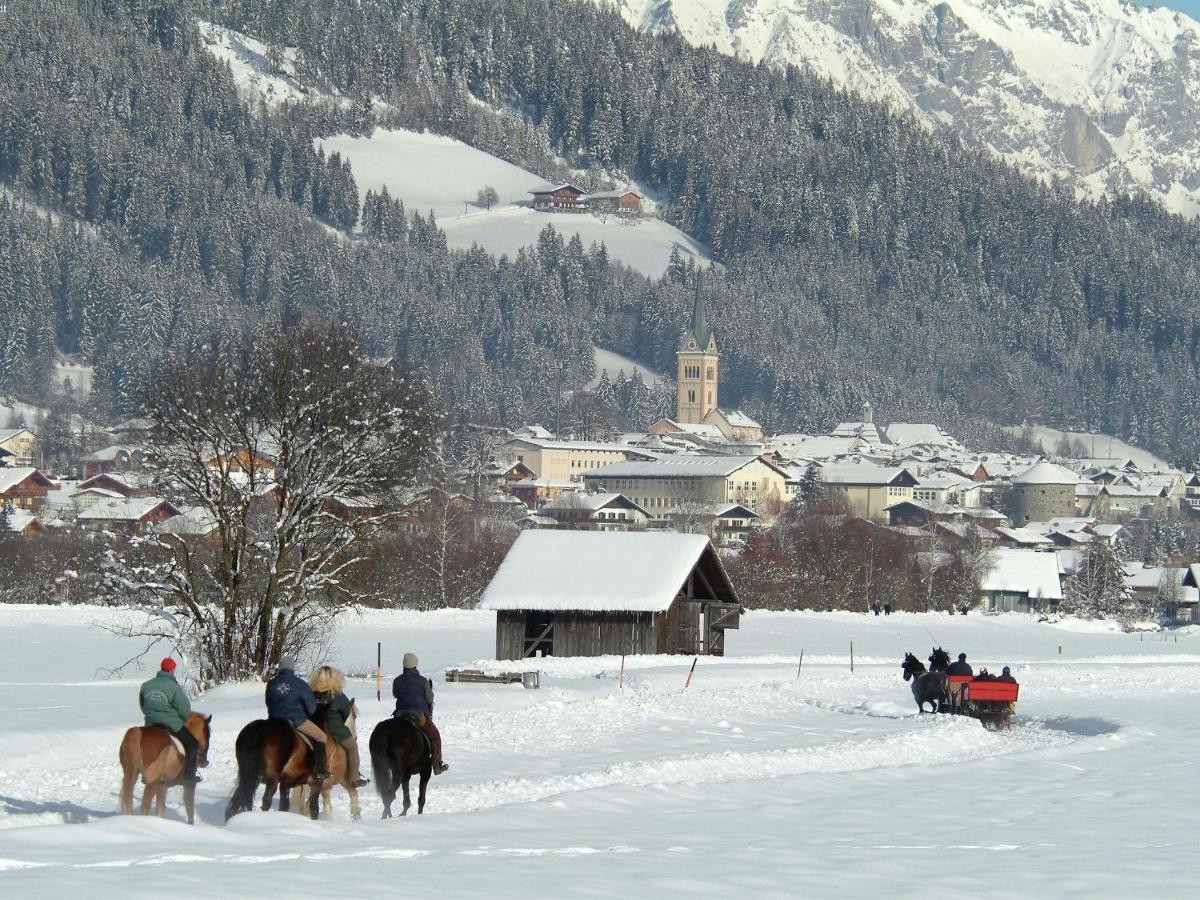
[{"x1": 0, "y1": 606, "x2": 1197, "y2": 896}]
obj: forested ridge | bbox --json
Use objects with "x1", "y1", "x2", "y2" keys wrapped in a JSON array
[{"x1": 2, "y1": 0, "x2": 1199, "y2": 466}]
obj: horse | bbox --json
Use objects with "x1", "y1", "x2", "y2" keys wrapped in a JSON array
[
  {"x1": 902, "y1": 652, "x2": 946, "y2": 714},
  {"x1": 118, "y1": 712, "x2": 212, "y2": 825},
  {"x1": 928, "y1": 647, "x2": 951, "y2": 674},
  {"x1": 224, "y1": 702, "x2": 361, "y2": 822},
  {"x1": 369, "y1": 716, "x2": 432, "y2": 818}
]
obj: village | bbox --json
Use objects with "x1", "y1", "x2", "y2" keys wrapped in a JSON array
[{"x1": 3, "y1": 284, "x2": 1200, "y2": 636}]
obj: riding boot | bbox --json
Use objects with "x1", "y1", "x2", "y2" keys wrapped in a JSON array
[
  {"x1": 345, "y1": 738, "x2": 369, "y2": 787},
  {"x1": 312, "y1": 742, "x2": 331, "y2": 780}
]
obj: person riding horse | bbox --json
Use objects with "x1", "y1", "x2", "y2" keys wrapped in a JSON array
[
  {"x1": 392, "y1": 653, "x2": 448, "y2": 774},
  {"x1": 266, "y1": 655, "x2": 330, "y2": 780},
  {"x1": 310, "y1": 665, "x2": 369, "y2": 788},
  {"x1": 138, "y1": 657, "x2": 200, "y2": 784}
]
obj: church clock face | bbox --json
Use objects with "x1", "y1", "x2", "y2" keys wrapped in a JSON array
[{"x1": 686, "y1": 341, "x2": 696, "y2": 350}]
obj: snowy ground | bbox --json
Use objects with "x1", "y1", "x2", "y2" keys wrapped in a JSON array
[
  {"x1": 1, "y1": 605, "x2": 1198, "y2": 897},
  {"x1": 317, "y1": 129, "x2": 711, "y2": 278}
]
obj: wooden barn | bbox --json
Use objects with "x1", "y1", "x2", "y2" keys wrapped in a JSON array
[
  {"x1": 582, "y1": 189, "x2": 642, "y2": 214},
  {"x1": 478, "y1": 531, "x2": 743, "y2": 659}
]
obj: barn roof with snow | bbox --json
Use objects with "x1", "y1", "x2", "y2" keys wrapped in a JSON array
[
  {"x1": 980, "y1": 549, "x2": 1064, "y2": 600},
  {"x1": 481, "y1": 531, "x2": 743, "y2": 658},
  {"x1": 480, "y1": 530, "x2": 735, "y2": 612}
]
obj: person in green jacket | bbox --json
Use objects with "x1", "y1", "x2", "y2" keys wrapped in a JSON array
[
  {"x1": 310, "y1": 665, "x2": 368, "y2": 787},
  {"x1": 138, "y1": 658, "x2": 200, "y2": 783}
]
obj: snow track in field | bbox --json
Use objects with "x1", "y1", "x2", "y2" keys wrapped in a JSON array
[{"x1": 424, "y1": 717, "x2": 1081, "y2": 817}]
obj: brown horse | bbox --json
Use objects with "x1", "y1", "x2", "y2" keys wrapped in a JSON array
[
  {"x1": 224, "y1": 703, "x2": 361, "y2": 821},
  {"x1": 118, "y1": 712, "x2": 212, "y2": 825},
  {"x1": 369, "y1": 716, "x2": 432, "y2": 818}
]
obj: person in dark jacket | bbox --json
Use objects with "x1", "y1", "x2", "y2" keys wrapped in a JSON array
[
  {"x1": 139, "y1": 657, "x2": 201, "y2": 783},
  {"x1": 997, "y1": 666, "x2": 1017, "y2": 684},
  {"x1": 266, "y1": 655, "x2": 329, "y2": 779},
  {"x1": 945, "y1": 652, "x2": 973, "y2": 712},
  {"x1": 392, "y1": 652, "x2": 448, "y2": 774},
  {"x1": 310, "y1": 665, "x2": 368, "y2": 787},
  {"x1": 947, "y1": 653, "x2": 973, "y2": 676}
]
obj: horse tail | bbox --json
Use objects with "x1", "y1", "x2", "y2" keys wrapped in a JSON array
[
  {"x1": 369, "y1": 721, "x2": 394, "y2": 802},
  {"x1": 225, "y1": 721, "x2": 266, "y2": 822}
]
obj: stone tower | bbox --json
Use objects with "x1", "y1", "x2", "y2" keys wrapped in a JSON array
[
  {"x1": 1012, "y1": 461, "x2": 1080, "y2": 524},
  {"x1": 676, "y1": 275, "x2": 719, "y2": 424}
]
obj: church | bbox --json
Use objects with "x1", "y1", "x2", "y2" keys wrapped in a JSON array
[{"x1": 650, "y1": 277, "x2": 763, "y2": 444}]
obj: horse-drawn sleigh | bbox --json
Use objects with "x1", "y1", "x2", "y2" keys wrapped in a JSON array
[{"x1": 902, "y1": 649, "x2": 1019, "y2": 730}]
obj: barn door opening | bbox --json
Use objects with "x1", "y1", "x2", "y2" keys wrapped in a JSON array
[{"x1": 524, "y1": 612, "x2": 554, "y2": 657}]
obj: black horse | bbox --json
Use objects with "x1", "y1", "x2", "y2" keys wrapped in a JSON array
[
  {"x1": 928, "y1": 647, "x2": 951, "y2": 674},
  {"x1": 902, "y1": 652, "x2": 947, "y2": 714},
  {"x1": 369, "y1": 717, "x2": 433, "y2": 818}
]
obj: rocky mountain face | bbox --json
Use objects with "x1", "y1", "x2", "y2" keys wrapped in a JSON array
[{"x1": 606, "y1": 0, "x2": 1200, "y2": 216}]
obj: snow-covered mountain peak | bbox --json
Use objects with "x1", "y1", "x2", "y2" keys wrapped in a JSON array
[{"x1": 604, "y1": 0, "x2": 1200, "y2": 215}]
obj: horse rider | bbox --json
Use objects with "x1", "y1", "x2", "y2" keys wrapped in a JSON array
[
  {"x1": 310, "y1": 665, "x2": 369, "y2": 787},
  {"x1": 138, "y1": 657, "x2": 200, "y2": 783},
  {"x1": 266, "y1": 655, "x2": 330, "y2": 780},
  {"x1": 997, "y1": 666, "x2": 1017, "y2": 684},
  {"x1": 948, "y1": 653, "x2": 973, "y2": 676},
  {"x1": 392, "y1": 652, "x2": 449, "y2": 774}
]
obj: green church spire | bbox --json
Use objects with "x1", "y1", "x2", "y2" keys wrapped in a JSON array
[{"x1": 689, "y1": 273, "x2": 712, "y2": 350}]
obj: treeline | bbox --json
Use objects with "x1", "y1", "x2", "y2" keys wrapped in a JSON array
[
  {"x1": 4, "y1": 0, "x2": 1200, "y2": 467},
  {"x1": 0, "y1": 2, "x2": 659, "y2": 427},
  {"x1": 209, "y1": 0, "x2": 1200, "y2": 465}
]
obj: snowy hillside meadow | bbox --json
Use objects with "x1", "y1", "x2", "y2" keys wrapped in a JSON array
[
  {"x1": 317, "y1": 129, "x2": 711, "y2": 278},
  {"x1": 1, "y1": 606, "x2": 1198, "y2": 897}
]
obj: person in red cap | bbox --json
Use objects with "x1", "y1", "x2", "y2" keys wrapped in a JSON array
[{"x1": 138, "y1": 657, "x2": 201, "y2": 783}]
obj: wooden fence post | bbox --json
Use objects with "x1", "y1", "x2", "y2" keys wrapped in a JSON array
[
  {"x1": 684, "y1": 657, "x2": 698, "y2": 688},
  {"x1": 796, "y1": 650, "x2": 804, "y2": 679},
  {"x1": 619, "y1": 654, "x2": 625, "y2": 691},
  {"x1": 850, "y1": 641, "x2": 854, "y2": 673},
  {"x1": 376, "y1": 641, "x2": 382, "y2": 703}
]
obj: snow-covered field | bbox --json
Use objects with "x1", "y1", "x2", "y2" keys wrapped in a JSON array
[
  {"x1": 318, "y1": 129, "x2": 711, "y2": 278},
  {"x1": 2, "y1": 605, "x2": 1198, "y2": 897}
]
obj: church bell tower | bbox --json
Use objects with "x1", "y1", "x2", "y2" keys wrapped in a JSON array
[{"x1": 676, "y1": 275, "x2": 719, "y2": 424}]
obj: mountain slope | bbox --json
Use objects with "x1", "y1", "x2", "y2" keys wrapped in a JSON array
[
  {"x1": 318, "y1": 129, "x2": 710, "y2": 277},
  {"x1": 607, "y1": 0, "x2": 1200, "y2": 216}
]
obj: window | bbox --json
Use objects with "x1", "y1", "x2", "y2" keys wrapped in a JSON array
[{"x1": 688, "y1": 390, "x2": 696, "y2": 403}]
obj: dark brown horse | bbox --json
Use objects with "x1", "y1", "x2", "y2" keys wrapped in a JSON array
[
  {"x1": 119, "y1": 712, "x2": 212, "y2": 824},
  {"x1": 224, "y1": 704, "x2": 360, "y2": 821},
  {"x1": 902, "y1": 652, "x2": 947, "y2": 714},
  {"x1": 369, "y1": 716, "x2": 432, "y2": 818}
]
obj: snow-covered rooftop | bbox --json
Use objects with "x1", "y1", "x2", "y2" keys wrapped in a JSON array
[
  {"x1": 478, "y1": 531, "x2": 714, "y2": 612},
  {"x1": 1012, "y1": 461, "x2": 1081, "y2": 485},
  {"x1": 980, "y1": 549, "x2": 1064, "y2": 600},
  {"x1": 0, "y1": 468, "x2": 51, "y2": 494},
  {"x1": 589, "y1": 455, "x2": 767, "y2": 479}
]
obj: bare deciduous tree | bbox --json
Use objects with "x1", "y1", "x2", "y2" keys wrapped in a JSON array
[{"x1": 100, "y1": 325, "x2": 437, "y2": 685}]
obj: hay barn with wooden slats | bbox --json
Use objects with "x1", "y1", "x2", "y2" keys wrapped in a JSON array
[{"x1": 478, "y1": 531, "x2": 742, "y2": 659}]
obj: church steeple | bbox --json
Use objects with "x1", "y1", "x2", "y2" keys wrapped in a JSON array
[
  {"x1": 676, "y1": 273, "x2": 719, "y2": 424},
  {"x1": 689, "y1": 274, "x2": 712, "y2": 351}
]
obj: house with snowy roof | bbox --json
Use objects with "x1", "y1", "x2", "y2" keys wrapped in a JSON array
[
  {"x1": 499, "y1": 437, "x2": 651, "y2": 485},
  {"x1": 529, "y1": 182, "x2": 585, "y2": 211},
  {"x1": 701, "y1": 407, "x2": 764, "y2": 443},
  {"x1": 584, "y1": 455, "x2": 788, "y2": 519},
  {"x1": 539, "y1": 492, "x2": 652, "y2": 531},
  {"x1": 479, "y1": 530, "x2": 742, "y2": 658},
  {"x1": 818, "y1": 464, "x2": 918, "y2": 520},
  {"x1": 76, "y1": 497, "x2": 181, "y2": 533},
  {"x1": 979, "y1": 548, "x2": 1064, "y2": 613},
  {"x1": 0, "y1": 428, "x2": 38, "y2": 467},
  {"x1": 0, "y1": 467, "x2": 54, "y2": 511},
  {"x1": 581, "y1": 188, "x2": 642, "y2": 214}
]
